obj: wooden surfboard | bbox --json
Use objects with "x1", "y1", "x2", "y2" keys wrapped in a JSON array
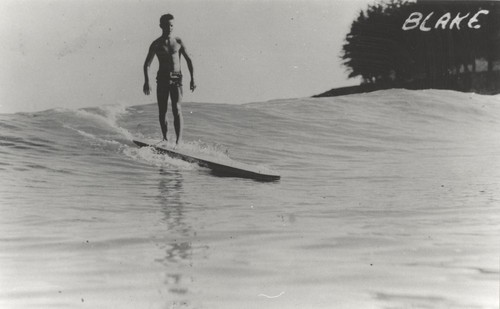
[{"x1": 133, "y1": 140, "x2": 280, "y2": 181}]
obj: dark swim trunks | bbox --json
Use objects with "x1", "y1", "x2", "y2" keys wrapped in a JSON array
[{"x1": 156, "y1": 71, "x2": 182, "y2": 93}]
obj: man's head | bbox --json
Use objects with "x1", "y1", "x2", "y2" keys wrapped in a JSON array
[{"x1": 160, "y1": 14, "x2": 174, "y2": 33}]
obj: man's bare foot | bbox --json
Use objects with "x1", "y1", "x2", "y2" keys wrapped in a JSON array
[{"x1": 155, "y1": 138, "x2": 169, "y2": 148}]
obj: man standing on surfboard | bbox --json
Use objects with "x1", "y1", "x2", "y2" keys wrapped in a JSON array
[{"x1": 143, "y1": 14, "x2": 196, "y2": 145}]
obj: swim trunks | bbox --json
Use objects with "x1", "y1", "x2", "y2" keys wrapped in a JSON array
[{"x1": 156, "y1": 71, "x2": 182, "y2": 92}]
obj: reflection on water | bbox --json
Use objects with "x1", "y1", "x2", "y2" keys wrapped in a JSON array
[
  {"x1": 157, "y1": 169, "x2": 189, "y2": 236},
  {"x1": 155, "y1": 169, "x2": 194, "y2": 307}
]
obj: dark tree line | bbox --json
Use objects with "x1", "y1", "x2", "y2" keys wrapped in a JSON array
[{"x1": 341, "y1": 0, "x2": 500, "y2": 93}]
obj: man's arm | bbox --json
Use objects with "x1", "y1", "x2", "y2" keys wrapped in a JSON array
[
  {"x1": 143, "y1": 42, "x2": 156, "y2": 95},
  {"x1": 179, "y1": 38, "x2": 196, "y2": 92}
]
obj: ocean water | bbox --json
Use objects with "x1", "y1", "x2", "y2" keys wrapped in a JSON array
[{"x1": 1, "y1": 89, "x2": 499, "y2": 309}]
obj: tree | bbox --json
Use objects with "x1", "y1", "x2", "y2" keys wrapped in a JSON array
[
  {"x1": 341, "y1": 0, "x2": 500, "y2": 91},
  {"x1": 341, "y1": 0, "x2": 416, "y2": 85}
]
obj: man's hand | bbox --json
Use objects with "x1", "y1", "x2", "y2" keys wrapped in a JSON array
[
  {"x1": 190, "y1": 80, "x2": 196, "y2": 92},
  {"x1": 143, "y1": 82, "x2": 151, "y2": 95}
]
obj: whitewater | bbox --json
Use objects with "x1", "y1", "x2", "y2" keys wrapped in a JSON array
[{"x1": 0, "y1": 89, "x2": 499, "y2": 308}]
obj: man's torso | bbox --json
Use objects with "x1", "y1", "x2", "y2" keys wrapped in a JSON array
[{"x1": 154, "y1": 36, "x2": 182, "y2": 73}]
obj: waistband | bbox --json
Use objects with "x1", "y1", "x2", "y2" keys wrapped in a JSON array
[{"x1": 157, "y1": 71, "x2": 182, "y2": 79}]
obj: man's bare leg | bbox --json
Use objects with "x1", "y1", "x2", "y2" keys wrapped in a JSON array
[
  {"x1": 157, "y1": 89, "x2": 169, "y2": 142},
  {"x1": 171, "y1": 85, "x2": 183, "y2": 145}
]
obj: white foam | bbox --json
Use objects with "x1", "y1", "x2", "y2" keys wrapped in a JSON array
[
  {"x1": 177, "y1": 140, "x2": 231, "y2": 160},
  {"x1": 74, "y1": 104, "x2": 134, "y2": 140},
  {"x1": 123, "y1": 145, "x2": 195, "y2": 170},
  {"x1": 63, "y1": 124, "x2": 122, "y2": 147}
]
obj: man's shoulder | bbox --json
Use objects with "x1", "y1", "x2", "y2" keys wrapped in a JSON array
[
  {"x1": 148, "y1": 37, "x2": 164, "y2": 52},
  {"x1": 152, "y1": 37, "x2": 164, "y2": 45},
  {"x1": 174, "y1": 36, "x2": 184, "y2": 44}
]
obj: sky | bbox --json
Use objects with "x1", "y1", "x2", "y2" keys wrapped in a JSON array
[{"x1": 0, "y1": 0, "x2": 376, "y2": 113}]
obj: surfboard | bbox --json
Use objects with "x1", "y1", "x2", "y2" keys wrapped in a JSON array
[{"x1": 132, "y1": 140, "x2": 280, "y2": 181}]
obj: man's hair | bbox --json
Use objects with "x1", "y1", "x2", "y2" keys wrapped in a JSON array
[{"x1": 160, "y1": 14, "x2": 174, "y2": 25}]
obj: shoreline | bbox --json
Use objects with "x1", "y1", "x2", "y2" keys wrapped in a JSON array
[{"x1": 314, "y1": 71, "x2": 500, "y2": 98}]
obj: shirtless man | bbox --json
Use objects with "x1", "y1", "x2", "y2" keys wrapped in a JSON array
[{"x1": 143, "y1": 14, "x2": 196, "y2": 145}]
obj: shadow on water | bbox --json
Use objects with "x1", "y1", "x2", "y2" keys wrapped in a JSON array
[
  {"x1": 155, "y1": 169, "x2": 194, "y2": 307},
  {"x1": 208, "y1": 168, "x2": 281, "y2": 183}
]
